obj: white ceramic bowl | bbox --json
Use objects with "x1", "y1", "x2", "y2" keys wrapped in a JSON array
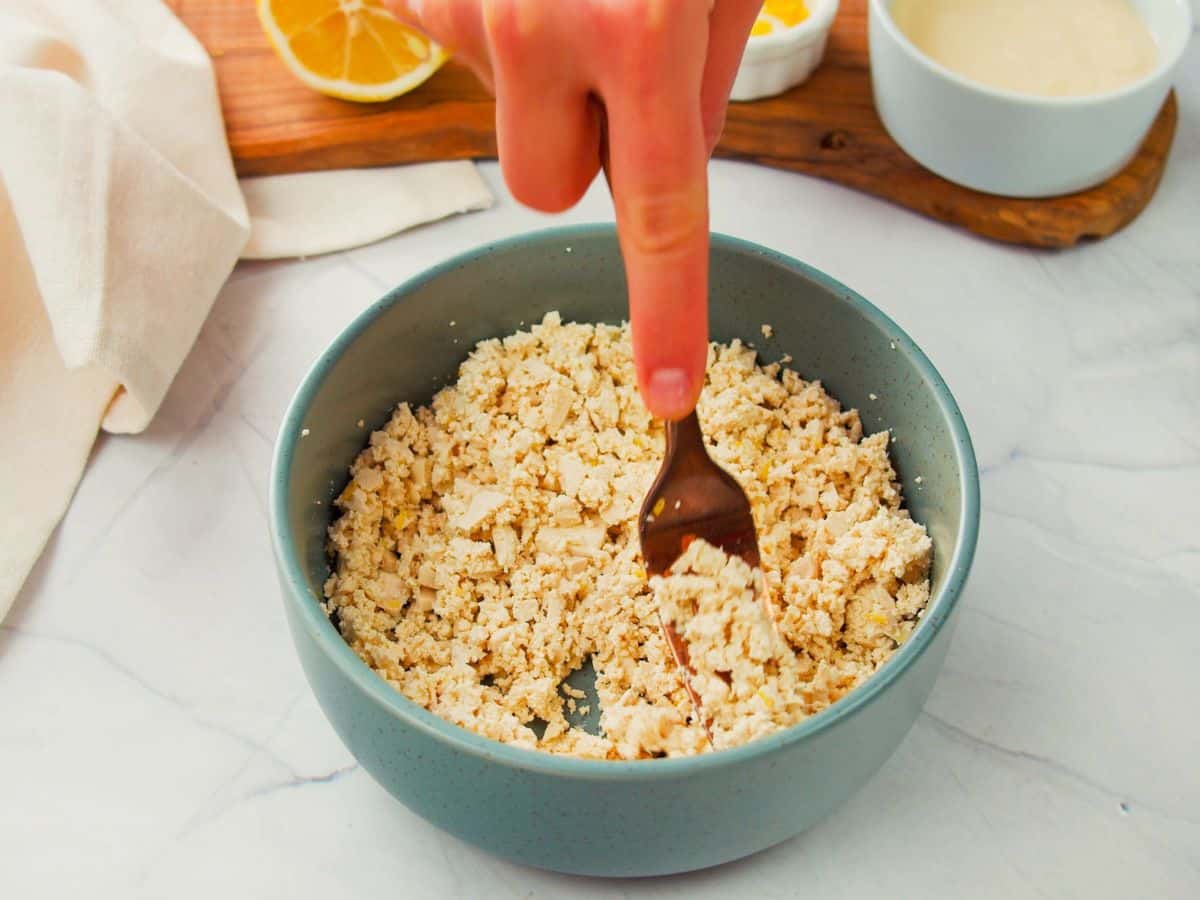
[
  {"x1": 730, "y1": 0, "x2": 840, "y2": 101},
  {"x1": 868, "y1": 0, "x2": 1193, "y2": 197}
]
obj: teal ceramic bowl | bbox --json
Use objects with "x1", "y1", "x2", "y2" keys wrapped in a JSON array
[{"x1": 269, "y1": 225, "x2": 980, "y2": 877}]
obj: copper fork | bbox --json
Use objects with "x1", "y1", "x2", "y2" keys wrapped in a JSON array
[{"x1": 638, "y1": 410, "x2": 761, "y2": 740}]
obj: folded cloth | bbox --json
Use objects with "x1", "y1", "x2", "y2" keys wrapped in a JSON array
[
  {"x1": 240, "y1": 162, "x2": 492, "y2": 260},
  {"x1": 0, "y1": 0, "x2": 492, "y2": 619}
]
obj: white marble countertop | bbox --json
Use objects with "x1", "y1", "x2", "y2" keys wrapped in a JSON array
[{"x1": 5, "y1": 46, "x2": 1199, "y2": 898}]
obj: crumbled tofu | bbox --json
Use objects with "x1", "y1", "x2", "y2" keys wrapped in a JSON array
[
  {"x1": 324, "y1": 312, "x2": 932, "y2": 759},
  {"x1": 653, "y1": 540, "x2": 805, "y2": 749},
  {"x1": 453, "y1": 487, "x2": 507, "y2": 531},
  {"x1": 761, "y1": 324, "x2": 773, "y2": 338}
]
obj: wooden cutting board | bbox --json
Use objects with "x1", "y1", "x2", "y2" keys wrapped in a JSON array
[{"x1": 170, "y1": 0, "x2": 1178, "y2": 248}]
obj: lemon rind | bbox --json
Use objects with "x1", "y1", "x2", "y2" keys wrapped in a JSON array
[{"x1": 256, "y1": 0, "x2": 448, "y2": 103}]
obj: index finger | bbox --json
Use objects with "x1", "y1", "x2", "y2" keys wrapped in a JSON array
[{"x1": 601, "y1": 14, "x2": 711, "y2": 421}]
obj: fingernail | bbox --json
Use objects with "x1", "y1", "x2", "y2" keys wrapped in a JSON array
[
  {"x1": 647, "y1": 368, "x2": 694, "y2": 420},
  {"x1": 403, "y1": 0, "x2": 423, "y2": 21}
]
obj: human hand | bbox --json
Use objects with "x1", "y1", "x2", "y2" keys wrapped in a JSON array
[{"x1": 384, "y1": 0, "x2": 760, "y2": 420}]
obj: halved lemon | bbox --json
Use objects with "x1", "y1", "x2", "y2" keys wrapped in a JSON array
[
  {"x1": 751, "y1": 0, "x2": 810, "y2": 36},
  {"x1": 257, "y1": 0, "x2": 448, "y2": 102}
]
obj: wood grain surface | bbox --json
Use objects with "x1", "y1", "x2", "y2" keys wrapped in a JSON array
[{"x1": 171, "y1": 0, "x2": 1178, "y2": 248}]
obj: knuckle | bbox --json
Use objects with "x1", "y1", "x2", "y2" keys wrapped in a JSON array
[
  {"x1": 604, "y1": 0, "x2": 688, "y2": 27},
  {"x1": 483, "y1": 0, "x2": 540, "y2": 51},
  {"x1": 591, "y1": 0, "x2": 708, "y2": 90},
  {"x1": 590, "y1": 0, "x2": 667, "y2": 54},
  {"x1": 619, "y1": 188, "x2": 706, "y2": 257},
  {"x1": 407, "y1": 1, "x2": 458, "y2": 45}
]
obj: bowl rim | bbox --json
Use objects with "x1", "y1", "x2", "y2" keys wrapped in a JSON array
[
  {"x1": 269, "y1": 224, "x2": 981, "y2": 781},
  {"x1": 869, "y1": 0, "x2": 1193, "y2": 108}
]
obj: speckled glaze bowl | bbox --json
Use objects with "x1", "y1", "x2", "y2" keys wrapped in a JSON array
[{"x1": 269, "y1": 226, "x2": 980, "y2": 877}]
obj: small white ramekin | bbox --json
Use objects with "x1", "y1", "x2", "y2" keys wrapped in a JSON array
[
  {"x1": 730, "y1": 0, "x2": 841, "y2": 101},
  {"x1": 869, "y1": 0, "x2": 1193, "y2": 198}
]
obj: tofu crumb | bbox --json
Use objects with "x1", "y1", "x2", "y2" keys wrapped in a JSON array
[
  {"x1": 356, "y1": 419, "x2": 365, "y2": 428},
  {"x1": 653, "y1": 539, "x2": 804, "y2": 749},
  {"x1": 869, "y1": 393, "x2": 878, "y2": 401},
  {"x1": 324, "y1": 312, "x2": 932, "y2": 759},
  {"x1": 300, "y1": 428, "x2": 310, "y2": 437},
  {"x1": 915, "y1": 476, "x2": 924, "y2": 484},
  {"x1": 761, "y1": 324, "x2": 773, "y2": 338}
]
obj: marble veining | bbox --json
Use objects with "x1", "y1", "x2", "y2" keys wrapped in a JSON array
[{"x1": 2, "y1": 45, "x2": 1197, "y2": 899}]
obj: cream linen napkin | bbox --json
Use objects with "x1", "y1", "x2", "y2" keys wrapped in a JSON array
[
  {"x1": 0, "y1": 0, "x2": 250, "y2": 619},
  {"x1": 240, "y1": 163, "x2": 492, "y2": 260},
  {"x1": 0, "y1": 0, "x2": 493, "y2": 619}
]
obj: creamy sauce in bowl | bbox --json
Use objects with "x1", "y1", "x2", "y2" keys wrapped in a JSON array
[{"x1": 888, "y1": 0, "x2": 1160, "y2": 98}]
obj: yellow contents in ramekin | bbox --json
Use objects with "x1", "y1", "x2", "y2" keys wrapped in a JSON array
[{"x1": 751, "y1": 0, "x2": 810, "y2": 36}]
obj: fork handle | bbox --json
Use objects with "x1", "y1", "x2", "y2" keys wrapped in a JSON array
[{"x1": 665, "y1": 410, "x2": 707, "y2": 463}]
